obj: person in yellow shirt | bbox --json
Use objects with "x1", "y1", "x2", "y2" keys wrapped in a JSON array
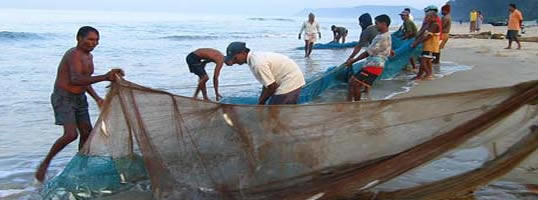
[
  {"x1": 411, "y1": 11, "x2": 440, "y2": 81},
  {"x1": 505, "y1": 3, "x2": 523, "y2": 49},
  {"x1": 469, "y1": 10, "x2": 477, "y2": 32}
]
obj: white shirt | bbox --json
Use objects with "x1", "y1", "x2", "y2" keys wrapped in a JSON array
[
  {"x1": 247, "y1": 52, "x2": 306, "y2": 95},
  {"x1": 299, "y1": 21, "x2": 321, "y2": 35}
]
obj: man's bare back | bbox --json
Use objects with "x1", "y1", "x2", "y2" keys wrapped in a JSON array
[
  {"x1": 188, "y1": 48, "x2": 225, "y2": 101},
  {"x1": 193, "y1": 48, "x2": 224, "y2": 62}
]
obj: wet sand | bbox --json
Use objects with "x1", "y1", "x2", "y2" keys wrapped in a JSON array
[
  {"x1": 398, "y1": 27, "x2": 538, "y2": 97},
  {"x1": 390, "y1": 24, "x2": 538, "y2": 199}
]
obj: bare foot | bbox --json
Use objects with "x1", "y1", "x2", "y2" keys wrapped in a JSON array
[
  {"x1": 517, "y1": 47, "x2": 522, "y2": 50},
  {"x1": 504, "y1": 47, "x2": 511, "y2": 49},
  {"x1": 424, "y1": 75, "x2": 435, "y2": 81},
  {"x1": 531, "y1": 125, "x2": 538, "y2": 132},
  {"x1": 525, "y1": 184, "x2": 538, "y2": 194},
  {"x1": 35, "y1": 162, "x2": 48, "y2": 183}
]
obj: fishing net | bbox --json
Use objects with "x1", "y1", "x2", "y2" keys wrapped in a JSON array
[
  {"x1": 295, "y1": 41, "x2": 359, "y2": 50},
  {"x1": 41, "y1": 77, "x2": 538, "y2": 199},
  {"x1": 221, "y1": 31, "x2": 422, "y2": 105}
]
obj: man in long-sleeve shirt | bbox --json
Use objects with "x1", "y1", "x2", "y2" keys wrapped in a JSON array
[{"x1": 298, "y1": 13, "x2": 321, "y2": 57}]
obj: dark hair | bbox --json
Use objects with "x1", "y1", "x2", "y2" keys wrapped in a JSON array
[
  {"x1": 358, "y1": 13, "x2": 373, "y2": 30},
  {"x1": 509, "y1": 4, "x2": 516, "y2": 9},
  {"x1": 375, "y1": 14, "x2": 391, "y2": 27},
  {"x1": 244, "y1": 48, "x2": 250, "y2": 54},
  {"x1": 442, "y1": 4, "x2": 451, "y2": 13},
  {"x1": 404, "y1": 8, "x2": 411, "y2": 12},
  {"x1": 77, "y1": 26, "x2": 99, "y2": 39}
]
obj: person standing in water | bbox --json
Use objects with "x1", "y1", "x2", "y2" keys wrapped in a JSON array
[
  {"x1": 398, "y1": 10, "x2": 419, "y2": 71},
  {"x1": 298, "y1": 13, "x2": 321, "y2": 57},
  {"x1": 345, "y1": 13, "x2": 378, "y2": 66},
  {"x1": 412, "y1": 11, "x2": 441, "y2": 81},
  {"x1": 35, "y1": 26, "x2": 124, "y2": 182},
  {"x1": 331, "y1": 25, "x2": 348, "y2": 43},
  {"x1": 436, "y1": 4, "x2": 452, "y2": 65},
  {"x1": 346, "y1": 15, "x2": 392, "y2": 102},
  {"x1": 224, "y1": 42, "x2": 305, "y2": 105},
  {"x1": 185, "y1": 48, "x2": 225, "y2": 101}
]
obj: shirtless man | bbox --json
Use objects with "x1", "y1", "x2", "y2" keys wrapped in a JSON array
[
  {"x1": 35, "y1": 26, "x2": 123, "y2": 182},
  {"x1": 185, "y1": 48, "x2": 224, "y2": 101}
]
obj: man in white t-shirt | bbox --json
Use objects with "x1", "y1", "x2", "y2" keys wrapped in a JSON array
[{"x1": 224, "y1": 42, "x2": 305, "y2": 105}]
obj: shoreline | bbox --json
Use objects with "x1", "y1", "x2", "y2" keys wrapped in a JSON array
[{"x1": 396, "y1": 38, "x2": 538, "y2": 98}]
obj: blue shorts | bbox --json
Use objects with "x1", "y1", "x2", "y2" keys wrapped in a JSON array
[
  {"x1": 186, "y1": 52, "x2": 208, "y2": 77},
  {"x1": 51, "y1": 88, "x2": 91, "y2": 125}
]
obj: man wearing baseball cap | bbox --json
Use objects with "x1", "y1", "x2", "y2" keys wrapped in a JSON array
[
  {"x1": 399, "y1": 10, "x2": 418, "y2": 40},
  {"x1": 224, "y1": 42, "x2": 305, "y2": 105}
]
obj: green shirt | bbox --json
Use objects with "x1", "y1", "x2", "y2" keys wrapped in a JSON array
[{"x1": 402, "y1": 19, "x2": 417, "y2": 38}]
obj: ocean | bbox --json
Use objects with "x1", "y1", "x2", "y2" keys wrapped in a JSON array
[{"x1": 4, "y1": 8, "x2": 531, "y2": 200}]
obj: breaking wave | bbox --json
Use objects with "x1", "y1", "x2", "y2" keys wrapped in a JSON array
[
  {"x1": 160, "y1": 35, "x2": 220, "y2": 41},
  {"x1": 161, "y1": 33, "x2": 288, "y2": 41},
  {"x1": 247, "y1": 17, "x2": 295, "y2": 22},
  {"x1": 0, "y1": 31, "x2": 46, "y2": 41}
]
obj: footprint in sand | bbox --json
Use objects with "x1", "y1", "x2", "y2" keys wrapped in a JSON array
[{"x1": 494, "y1": 51, "x2": 509, "y2": 57}]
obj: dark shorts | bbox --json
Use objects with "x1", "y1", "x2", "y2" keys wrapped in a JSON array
[
  {"x1": 186, "y1": 52, "x2": 207, "y2": 77},
  {"x1": 506, "y1": 30, "x2": 519, "y2": 41},
  {"x1": 353, "y1": 68, "x2": 379, "y2": 88},
  {"x1": 269, "y1": 88, "x2": 301, "y2": 105},
  {"x1": 51, "y1": 88, "x2": 91, "y2": 125},
  {"x1": 421, "y1": 51, "x2": 436, "y2": 60}
]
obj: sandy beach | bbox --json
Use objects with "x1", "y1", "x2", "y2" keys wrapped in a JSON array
[
  {"x1": 399, "y1": 23, "x2": 538, "y2": 97},
  {"x1": 388, "y1": 22, "x2": 538, "y2": 198},
  {"x1": 94, "y1": 24, "x2": 538, "y2": 200}
]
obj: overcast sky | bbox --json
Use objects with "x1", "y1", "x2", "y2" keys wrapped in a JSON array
[{"x1": 2, "y1": 0, "x2": 449, "y2": 16}]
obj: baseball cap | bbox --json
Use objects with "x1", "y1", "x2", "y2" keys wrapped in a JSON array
[
  {"x1": 224, "y1": 42, "x2": 247, "y2": 62},
  {"x1": 424, "y1": 5, "x2": 438, "y2": 12}
]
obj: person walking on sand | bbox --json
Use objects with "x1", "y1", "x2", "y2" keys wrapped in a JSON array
[
  {"x1": 331, "y1": 25, "x2": 348, "y2": 43},
  {"x1": 298, "y1": 13, "x2": 321, "y2": 57},
  {"x1": 436, "y1": 4, "x2": 452, "y2": 65},
  {"x1": 346, "y1": 15, "x2": 392, "y2": 102},
  {"x1": 35, "y1": 26, "x2": 124, "y2": 182},
  {"x1": 505, "y1": 3, "x2": 523, "y2": 50},
  {"x1": 185, "y1": 48, "x2": 225, "y2": 101},
  {"x1": 412, "y1": 11, "x2": 441, "y2": 81},
  {"x1": 224, "y1": 42, "x2": 305, "y2": 105}
]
